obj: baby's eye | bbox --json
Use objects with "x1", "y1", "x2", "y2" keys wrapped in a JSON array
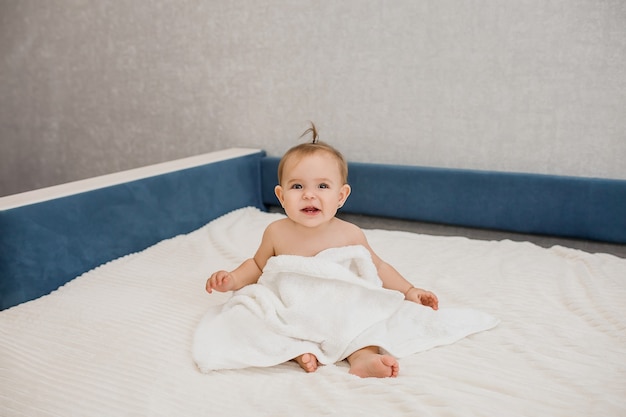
[
  {"x1": 318, "y1": 183, "x2": 329, "y2": 189},
  {"x1": 291, "y1": 184, "x2": 302, "y2": 189}
]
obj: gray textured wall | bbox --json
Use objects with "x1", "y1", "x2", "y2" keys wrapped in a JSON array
[{"x1": 1, "y1": 1, "x2": 625, "y2": 197}]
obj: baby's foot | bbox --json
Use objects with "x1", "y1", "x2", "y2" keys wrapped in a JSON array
[
  {"x1": 294, "y1": 353, "x2": 319, "y2": 373},
  {"x1": 348, "y1": 350, "x2": 399, "y2": 378}
]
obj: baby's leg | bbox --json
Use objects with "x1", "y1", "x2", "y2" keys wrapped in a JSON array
[
  {"x1": 347, "y1": 346, "x2": 399, "y2": 378},
  {"x1": 293, "y1": 353, "x2": 319, "y2": 373}
]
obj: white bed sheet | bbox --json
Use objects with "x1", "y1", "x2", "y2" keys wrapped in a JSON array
[{"x1": 1, "y1": 207, "x2": 625, "y2": 417}]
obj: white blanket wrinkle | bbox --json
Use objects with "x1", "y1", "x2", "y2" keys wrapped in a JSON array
[{"x1": 193, "y1": 244, "x2": 499, "y2": 372}]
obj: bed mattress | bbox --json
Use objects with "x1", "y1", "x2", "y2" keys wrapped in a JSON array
[{"x1": 1, "y1": 207, "x2": 624, "y2": 416}]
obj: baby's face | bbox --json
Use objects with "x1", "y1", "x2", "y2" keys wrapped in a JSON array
[{"x1": 275, "y1": 152, "x2": 350, "y2": 228}]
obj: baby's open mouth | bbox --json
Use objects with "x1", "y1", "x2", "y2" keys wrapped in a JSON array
[{"x1": 302, "y1": 206, "x2": 320, "y2": 214}]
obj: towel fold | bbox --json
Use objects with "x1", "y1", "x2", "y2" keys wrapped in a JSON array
[{"x1": 193, "y1": 245, "x2": 498, "y2": 372}]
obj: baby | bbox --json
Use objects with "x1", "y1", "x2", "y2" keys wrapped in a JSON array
[{"x1": 206, "y1": 124, "x2": 438, "y2": 378}]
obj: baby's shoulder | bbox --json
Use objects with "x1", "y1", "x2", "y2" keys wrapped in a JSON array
[
  {"x1": 264, "y1": 218, "x2": 292, "y2": 235},
  {"x1": 332, "y1": 218, "x2": 367, "y2": 239},
  {"x1": 333, "y1": 217, "x2": 358, "y2": 229}
]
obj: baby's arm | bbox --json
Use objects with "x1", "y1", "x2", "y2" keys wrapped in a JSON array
[
  {"x1": 205, "y1": 223, "x2": 276, "y2": 294},
  {"x1": 403, "y1": 286, "x2": 439, "y2": 310},
  {"x1": 348, "y1": 226, "x2": 439, "y2": 310},
  {"x1": 206, "y1": 258, "x2": 262, "y2": 293},
  {"x1": 375, "y1": 260, "x2": 439, "y2": 310}
]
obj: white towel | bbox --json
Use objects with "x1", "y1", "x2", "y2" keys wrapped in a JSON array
[{"x1": 192, "y1": 245, "x2": 498, "y2": 372}]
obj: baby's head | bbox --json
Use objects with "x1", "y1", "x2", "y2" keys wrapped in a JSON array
[{"x1": 277, "y1": 123, "x2": 348, "y2": 186}]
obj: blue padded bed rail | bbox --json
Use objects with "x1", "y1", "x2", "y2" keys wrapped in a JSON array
[
  {"x1": 0, "y1": 150, "x2": 266, "y2": 310},
  {"x1": 2, "y1": 150, "x2": 624, "y2": 311},
  {"x1": 261, "y1": 157, "x2": 626, "y2": 244}
]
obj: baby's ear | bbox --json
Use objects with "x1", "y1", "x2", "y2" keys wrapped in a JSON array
[
  {"x1": 338, "y1": 184, "x2": 351, "y2": 207},
  {"x1": 274, "y1": 185, "x2": 285, "y2": 206}
]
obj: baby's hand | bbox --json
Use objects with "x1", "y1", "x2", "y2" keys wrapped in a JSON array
[
  {"x1": 405, "y1": 287, "x2": 439, "y2": 310},
  {"x1": 206, "y1": 270, "x2": 236, "y2": 293}
]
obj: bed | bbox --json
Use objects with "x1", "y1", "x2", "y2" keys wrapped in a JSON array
[{"x1": 1, "y1": 148, "x2": 625, "y2": 416}]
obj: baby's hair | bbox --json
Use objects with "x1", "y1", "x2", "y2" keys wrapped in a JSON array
[
  {"x1": 277, "y1": 122, "x2": 349, "y2": 185},
  {"x1": 300, "y1": 122, "x2": 319, "y2": 143}
]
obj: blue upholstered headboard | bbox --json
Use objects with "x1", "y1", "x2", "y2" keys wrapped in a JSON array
[{"x1": 2, "y1": 148, "x2": 625, "y2": 310}]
